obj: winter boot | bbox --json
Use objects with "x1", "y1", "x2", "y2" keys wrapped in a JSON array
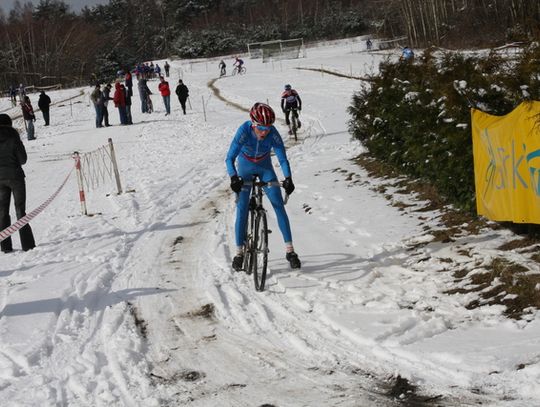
[
  {"x1": 232, "y1": 254, "x2": 244, "y2": 271},
  {"x1": 286, "y1": 252, "x2": 301, "y2": 269}
]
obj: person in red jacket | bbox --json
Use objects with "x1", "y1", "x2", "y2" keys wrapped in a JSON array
[
  {"x1": 158, "y1": 76, "x2": 171, "y2": 115},
  {"x1": 113, "y1": 81, "x2": 128, "y2": 125}
]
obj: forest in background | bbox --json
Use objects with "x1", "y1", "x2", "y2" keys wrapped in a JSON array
[{"x1": 0, "y1": 0, "x2": 539, "y2": 90}]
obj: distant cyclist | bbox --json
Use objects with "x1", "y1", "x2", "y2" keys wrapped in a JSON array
[
  {"x1": 281, "y1": 84, "x2": 302, "y2": 135},
  {"x1": 233, "y1": 56, "x2": 244, "y2": 73},
  {"x1": 225, "y1": 102, "x2": 301, "y2": 271},
  {"x1": 219, "y1": 59, "x2": 226, "y2": 76}
]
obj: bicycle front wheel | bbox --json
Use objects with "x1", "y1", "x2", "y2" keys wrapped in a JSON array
[
  {"x1": 252, "y1": 211, "x2": 268, "y2": 292},
  {"x1": 291, "y1": 115, "x2": 298, "y2": 141}
]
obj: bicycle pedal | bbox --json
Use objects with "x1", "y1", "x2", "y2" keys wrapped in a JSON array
[{"x1": 267, "y1": 229, "x2": 272, "y2": 234}]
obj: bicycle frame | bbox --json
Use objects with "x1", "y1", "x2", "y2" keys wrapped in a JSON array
[{"x1": 239, "y1": 176, "x2": 282, "y2": 291}]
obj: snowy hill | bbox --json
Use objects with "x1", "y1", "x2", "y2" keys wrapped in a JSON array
[{"x1": 1, "y1": 38, "x2": 539, "y2": 406}]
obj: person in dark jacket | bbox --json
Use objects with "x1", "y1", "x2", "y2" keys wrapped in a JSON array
[
  {"x1": 90, "y1": 84, "x2": 103, "y2": 128},
  {"x1": 138, "y1": 78, "x2": 152, "y2": 113},
  {"x1": 0, "y1": 113, "x2": 36, "y2": 253},
  {"x1": 164, "y1": 61, "x2": 170, "y2": 77},
  {"x1": 21, "y1": 96, "x2": 36, "y2": 140},
  {"x1": 38, "y1": 90, "x2": 51, "y2": 126},
  {"x1": 125, "y1": 69, "x2": 133, "y2": 97},
  {"x1": 124, "y1": 85, "x2": 133, "y2": 125},
  {"x1": 102, "y1": 84, "x2": 113, "y2": 126},
  {"x1": 175, "y1": 79, "x2": 189, "y2": 115}
]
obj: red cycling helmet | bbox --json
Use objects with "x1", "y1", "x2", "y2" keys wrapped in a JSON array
[{"x1": 250, "y1": 102, "x2": 275, "y2": 127}]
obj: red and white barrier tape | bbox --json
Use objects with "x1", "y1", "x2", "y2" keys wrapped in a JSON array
[{"x1": 0, "y1": 168, "x2": 74, "y2": 243}]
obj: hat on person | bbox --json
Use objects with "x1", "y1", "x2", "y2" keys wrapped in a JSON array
[{"x1": 0, "y1": 113, "x2": 13, "y2": 126}]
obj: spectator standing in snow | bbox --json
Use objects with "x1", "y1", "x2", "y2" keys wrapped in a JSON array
[
  {"x1": 102, "y1": 84, "x2": 113, "y2": 127},
  {"x1": 158, "y1": 76, "x2": 171, "y2": 115},
  {"x1": 125, "y1": 69, "x2": 133, "y2": 97},
  {"x1": 38, "y1": 90, "x2": 51, "y2": 126},
  {"x1": 164, "y1": 61, "x2": 170, "y2": 77},
  {"x1": 124, "y1": 85, "x2": 133, "y2": 125},
  {"x1": 18, "y1": 83, "x2": 26, "y2": 100},
  {"x1": 366, "y1": 38, "x2": 372, "y2": 51},
  {"x1": 9, "y1": 85, "x2": 17, "y2": 106},
  {"x1": 0, "y1": 113, "x2": 36, "y2": 253},
  {"x1": 175, "y1": 79, "x2": 189, "y2": 115},
  {"x1": 21, "y1": 96, "x2": 36, "y2": 140},
  {"x1": 138, "y1": 78, "x2": 151, "y2": 113},
  {"x1": 113, "y1": 81, "x2": 128, "y2": 125},
  {"x1": 90, "y1": 84, "x2": 103, "y2": 128}
]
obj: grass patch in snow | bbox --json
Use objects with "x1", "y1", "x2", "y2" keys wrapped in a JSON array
[
  {"x1": 352, "y1": 153, "x2": 540, "y2": 319},
  {"x1": 449, "y1": 258, "x2": 540, "y2": 319}
]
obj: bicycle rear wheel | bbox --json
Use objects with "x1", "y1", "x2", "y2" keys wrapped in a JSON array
[
  {"x1": 291, "y1": 114, "x2": 298, "y2": 141},
  {"x1": 251, "y1": 211, "x2": 268, "y2": 291}
]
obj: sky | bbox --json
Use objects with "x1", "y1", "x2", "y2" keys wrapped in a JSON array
[
  {"x1": 0, "y1": 38, "x2": 539, "y2": 406},
  {"x1": 1, "y1": 0, "x2": 107, "y2": 13}
]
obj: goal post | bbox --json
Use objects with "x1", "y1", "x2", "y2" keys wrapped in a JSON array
[
  {"x1": 247, "y1": 38, "x2": 305, "y2": 62},
  {"x1": 247, "y1": 42, "x2": 263, "y2": 59}
]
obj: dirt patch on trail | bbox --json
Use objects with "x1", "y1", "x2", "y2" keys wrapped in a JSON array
[
  {"x1": 380, "y1": 375, "x2": 444, "y2": 407},
  {"x1": 182, "y1": 303, "x2": 216, "y2": 320}
]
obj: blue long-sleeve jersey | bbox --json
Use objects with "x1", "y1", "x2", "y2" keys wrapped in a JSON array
[{"x1": 225, "y1": 121, "x2": 291, "y2": 178}]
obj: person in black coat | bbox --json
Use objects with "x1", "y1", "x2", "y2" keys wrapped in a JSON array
[
  {"x1": 175, "y1": 79, "x2": 189, "y2": 115},
  {"x1": 38, "y1": 90, "x2": 52, "y2": 126},
  {"x1": 0, "y1": 113, "x2": 36, "y2": 253}
]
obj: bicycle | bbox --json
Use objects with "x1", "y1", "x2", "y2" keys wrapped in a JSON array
[
  {"x1": 239, "y1": 176, "x2": 286, "y2": 292},
  {"x1": 287, "y1": 108, "x2": 300, "y2": 141},
  {"x1": 232, "y1": 65, "x2": 247, "y2": 75}
]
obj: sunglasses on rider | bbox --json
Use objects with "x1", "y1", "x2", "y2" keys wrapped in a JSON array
[{"x1": 255, "y1": 125, "x2": 271, "y2": 132}]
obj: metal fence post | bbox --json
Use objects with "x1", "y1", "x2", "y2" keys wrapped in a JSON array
[
  {"x1": 202, "y1": 96, "x2": 207, "y2": 122},
  {"x1": 73, "y1": 152, "x2": 88, "y2": 215},
  {"x1": 108, "y1": 138, "x2": 123, "y2": 194}
]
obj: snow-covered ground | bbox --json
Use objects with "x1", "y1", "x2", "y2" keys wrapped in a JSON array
[{"x1": 1, "y1": 38, "x2": 539, "y2": 406}]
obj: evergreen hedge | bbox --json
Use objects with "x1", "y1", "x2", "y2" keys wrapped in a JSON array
[{"x1": 348, "y1": 44, "x2": 540, "y2": 212}]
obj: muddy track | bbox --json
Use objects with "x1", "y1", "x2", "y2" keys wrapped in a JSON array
[{"x1": 295, "y1": 67, "x2": 373, "y2": 81}]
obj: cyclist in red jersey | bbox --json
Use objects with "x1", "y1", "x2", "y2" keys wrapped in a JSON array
[{"x1": 281, "y1": 84, "x2": 302, "y2": 135}]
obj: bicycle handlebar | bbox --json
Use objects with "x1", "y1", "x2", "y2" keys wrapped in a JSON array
[{"x1": 234, "y1": 179, "x2": 290, "y2": 205}]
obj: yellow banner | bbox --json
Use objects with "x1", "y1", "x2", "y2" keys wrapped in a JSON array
[{"x1": 472, "y1": 102, "x2": 540, "y2": 223}]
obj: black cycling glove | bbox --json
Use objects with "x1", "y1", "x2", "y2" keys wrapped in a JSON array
[
  {"x1": 230, "y1": 175, "x2": 243, "y2": 193},
  {"x1": 283, "y1": 177, "x2": 295, "y2": 195}
]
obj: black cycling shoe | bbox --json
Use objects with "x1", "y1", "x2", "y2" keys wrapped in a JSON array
[
  {"x1": 286, "y1": 252, "x2": 301, "y2": 269},
  {"x1": 297, "y1": 120, "x2": 301, "y2": 128},
  {"x1": 232, "y1": 255, "x2": 244, "y2": 272}
]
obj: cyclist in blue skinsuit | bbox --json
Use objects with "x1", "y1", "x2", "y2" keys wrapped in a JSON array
[{"x1": 226, "y1": 102, "x2": 301, "y2": 271}]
